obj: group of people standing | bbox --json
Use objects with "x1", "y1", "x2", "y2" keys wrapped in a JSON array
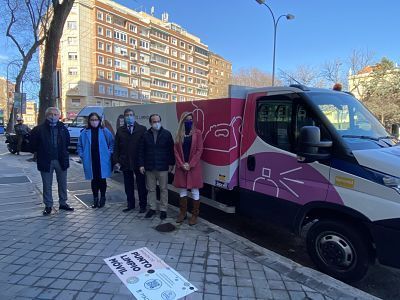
[{"x1": 30, "y1": 107, "x2": 204, "y2": 226}]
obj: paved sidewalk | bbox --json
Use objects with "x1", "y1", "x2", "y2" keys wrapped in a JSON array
[{"x1": 0, "y1": 136, "x2": 378, "y2": 300}]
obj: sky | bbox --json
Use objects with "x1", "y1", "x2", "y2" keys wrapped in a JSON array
[{"x1": 0, "y1": 0, "x2": 400, "y2": 95}]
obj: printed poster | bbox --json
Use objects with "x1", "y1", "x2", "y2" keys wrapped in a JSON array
[{"x1": 104, "y1": 247, "x2": 197, "y2": 300}]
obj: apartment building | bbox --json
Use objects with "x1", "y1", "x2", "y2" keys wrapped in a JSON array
[
  {"x1": 57, "y1": 0, "x2": 230, "y2": 118},
  {"x1": 0, "y1": 77, "x2": 15, "y2": 124},
  {"x1": 209, "y1": 52, "x2": 232, "y2": 99}
]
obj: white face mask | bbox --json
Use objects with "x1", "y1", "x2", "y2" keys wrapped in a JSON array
[
  {"x1": 90, "y1": 120, "x2": 100, "y2": 128},
  {"x1": 152, "y1": 122, "x2": 161, "y2": 131}
]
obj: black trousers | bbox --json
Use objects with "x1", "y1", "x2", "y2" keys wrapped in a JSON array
[
  {"x1": 123, "y1": 169, "x2": 147, "y2": 209},
  {"x1": 91, "y1": 178, "x2": 107, "y2": 198}
]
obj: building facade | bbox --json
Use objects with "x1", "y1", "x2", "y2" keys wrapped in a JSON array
[
  {"x1": 208, "y1": 52, "x2": 232, "y2": 99},
  {"x1": 56, "y1": 0, "x2": 231, "y2": 119},
  {"x1": 0, "y1": 77, "x2": 15, "y2": 124},
  {"x1": 22, "y1": 101, "x2": 38, "y2": 127}
]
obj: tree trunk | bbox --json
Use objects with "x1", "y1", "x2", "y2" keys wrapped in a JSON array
[{"x1": 38, "y1": 0, "x2": 75, "y2": 124}]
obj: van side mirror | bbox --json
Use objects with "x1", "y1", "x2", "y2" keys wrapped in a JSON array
[
  {"x1": 392, "y1": 124, "x2": 399, "y2": 139},
  {"x1": 297, "y1": 126, "x2": 332, "y2": 163}
]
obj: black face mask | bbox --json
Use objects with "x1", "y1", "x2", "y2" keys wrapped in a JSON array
[{"x1": 184, "y1": 120, "x2": 193, "y2": 134}]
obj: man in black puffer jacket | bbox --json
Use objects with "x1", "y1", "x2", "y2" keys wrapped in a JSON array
[
  {"x1": 30, "y1": 107, "x2": 74, "y2": 215},
  {"x1": 138, "y1": 114, "x2": 175, "y2": 220}
]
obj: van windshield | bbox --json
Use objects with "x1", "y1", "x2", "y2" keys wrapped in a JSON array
[
  {"x1": 308, "y1": 92, "x2": 396, "y2": 148},
  {"x1": 69, "y1": 116, "x2": 87, "y2": 128}
]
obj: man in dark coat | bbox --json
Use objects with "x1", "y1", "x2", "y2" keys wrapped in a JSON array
[
  {"x1": 14, "y1": 116, "x2": 31, "y2": 155},
  {"x1": 138, "y1": 114, "x2": 175, "y2": 220},
  {"x1": 30, "y1": 107, "x2": 74, "y2": 215},
  {"x1": 113, "y1": 108, "x2": 147, "y2": 213}
]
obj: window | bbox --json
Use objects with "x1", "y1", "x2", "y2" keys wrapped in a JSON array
[
  {"x1": 129, "y1": 37, "x2": 136, "y2": 46},
  {"x1": 68, "y1": 37, "x2": 77, "y2": 45},
  {"x1": 151, "y1": 90, "x2": 169, "y2": 100},
  {"x1": 151, "y1": 28, "x2": 169, "y2": 41},
  {"x1": 107, "y1": 58, "x2": 113, "y2": 67},
  {"x1": 140, "y1": 40, "x2": 149, "y2": 50},
  {"x1": 107, "y1": 86, "x2": 113, "y2": 95},
  {"x1": 180, "y1": 41, "x2": 185, "y2": 48},
  {"x1": 172, "y1": 61, "x2": 177, "y2": 68},
  {"x1": 68, "y1": 67, "x2": 78, "y2": 75},
  {"x1": 106, "y1": 14, "x2": 112, "y2": 23},
  {"x1": 106, "y1": 29, "x2": 112, "y2": 38},
  {"x1": 171, "y1": 49, "x2": 177, "y2": 57},
  {"x1": 188, "y1": 77, "x2": 193, "y2": 83},
  {"x1": 180, "y1": 52, "x2": 186, "y2": 60},
  {"x1": 256, "y1": 96, "x2": 293, "y2": 151},
  {"x1": 99, "y1": 85, "x2": 105, "y2": 94},
  {"x1": 97, "y1": 26, "x2": 103, "y2": 36},
  {"x1": 107, "y1": 72, "x2": 112, "y2": 80},
  {"x1": 151, "y1": 53, "x2": 169, "y2": 65},
  {"x1": 139, "y1": 53, "x2": 150, "y2": 63},
  {"x1": 130, "y1": 64, "x2": 137, "y2": 74},
  {"x1": 180, "y1": 74, "x2": 185, "y2": 82},
  {"x1": 114, "y1": 44, "x2": 128, "y2": 56},
  {"x1": 180, "y1": 63, "x2": 185, "y2": 71},
  {"x1": 140, "y1": 28, "x2": 149, "y2": 37},
  {"x1": 98, "y1": 55, "x2": 104, "y2": 64},
  {"x1": 67, "y1": 21, "x2": 77, "y2": 30},
  {"x1": 69, "y1": 83, "x2": 78, "y2": 89},
  {"x1": 171, "y1": 72, "x2": 177, "y2": 79},
  {"x1": 71, "y1": 98, "x2": 80, "y2": 106},
  {"x1": 97, "y1": 11, "x2": 103, "y2": 20},
  {"x1": 68, "y1": 52, "x2": 78, "y2": 60},
  {"x1": 98, "y1": 41, "x2": 104, "y2": 50},
  {"x1": 180, "y1": 85, "x2": 185, "y2": 92},
  {"x1": 140, "y1": 66, "x2": 150, "y2": 75},
  {"x1": 114, "y1": 30, "x2": 127, "y2": 42},
  {"x1": 141, "y1": 79, "x2": 150, "y2": 88},
  {"x1": 171, "y1": 38, "x2": 177, "y2": 45},
  {"x1": 98, "y1": 70, "x2": 105, "y2": 79},
  {"x1": 129, "y1": 24, "x2": 137, "y2": 33},
  {"x1": 106, "y1": 43, "x2": 112, "y2": 52}
]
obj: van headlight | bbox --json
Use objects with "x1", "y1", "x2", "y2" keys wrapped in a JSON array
[{"x1": 365, "y1": 168, "x2": 400, "y2": 192}]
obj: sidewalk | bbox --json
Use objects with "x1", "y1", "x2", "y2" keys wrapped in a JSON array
[{"x1": 0, "y1": 136, "x2": 379, "y2": 300}]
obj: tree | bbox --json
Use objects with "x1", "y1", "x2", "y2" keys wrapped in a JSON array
[
  {"x1": 231, "y1": 67, "x2": 275, "y2": 87},
  {"x1": 347, "y1": 49, "x2": 375, "y2": 98},
  {"x1": 279, "y1": 65, "x2": 325, "y2": 88},
  {"x1": 1, "y1": 0, "x2": 52, "y2": 131},
  {"x1": 38, "y1": 0, "x2": 75, "y2": 124},
  {"x1": 321, "y1": 58, "x2": 346, "y2": 88},
  {"x1": 360, "y1": 58, "x2": 400, "y2": 126}
]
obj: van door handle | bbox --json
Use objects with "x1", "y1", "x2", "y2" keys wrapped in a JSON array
[{"x1": 247, "y1": 155, "x2": 255, "y2": 171}]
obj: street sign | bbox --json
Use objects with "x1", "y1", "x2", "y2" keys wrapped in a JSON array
[
  {"x1": 104, "y1": 247, "x2": 197, "y2": 300},
  {"x1": 13, "y1": 93, "x2": 26, "y2": 114}
]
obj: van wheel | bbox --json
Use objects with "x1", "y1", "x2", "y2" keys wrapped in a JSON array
[{"x1": 306, "y1": 219, "x2": 370, "y2": 282}]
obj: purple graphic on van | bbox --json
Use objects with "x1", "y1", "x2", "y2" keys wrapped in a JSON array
[{"x1": 240, "y1": 152, "x2": 343, "y2": 205}]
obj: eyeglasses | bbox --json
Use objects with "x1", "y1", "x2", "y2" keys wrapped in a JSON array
[{"x1": 90, "y1": 119, "x2": 99, "y2": 121}]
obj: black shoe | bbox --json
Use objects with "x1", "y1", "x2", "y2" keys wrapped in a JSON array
[
  {"x1": 43, "y1": 207, "x2": 52, "y2": 215},
  {"x1": 145, "y1": 209, "x2": 155, "y2": 218},
  {"x1": 99, "y1": 196, "x2": 106, "y2": 208},
  {"x1": 139, "y1": 207, "x2": 146, "y2": 213},
  {"x1": 59, "y1": 204, "x2": 74, "y2": 211},
  {"x1": 160, "y1": 211, "x2": 167, "y2": 220},
  {"x1": 92, "y1": 197, "x2": 99, "y2": 208},
  {"x1": 123, "y1": 207, "x2": 134, "y2": 212}
]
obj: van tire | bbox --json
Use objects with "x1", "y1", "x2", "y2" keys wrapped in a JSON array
[{"x1": 306, "y1": 219, "x2": 370, "y2": 282}]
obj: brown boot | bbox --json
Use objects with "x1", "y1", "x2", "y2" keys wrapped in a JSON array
[
  {"x1": 189, "y1": 200, "x2": 200, "y2": 226},
  {"x1": 176, "y1": 197, "x2": 188, "y2": 223}
]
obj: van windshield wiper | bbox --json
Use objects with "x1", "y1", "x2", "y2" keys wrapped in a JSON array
[{"x1": 341, "y1": 135, "x2": 379, "y2": 141}]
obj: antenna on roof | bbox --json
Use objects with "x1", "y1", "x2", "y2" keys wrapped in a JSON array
[
  {"x1": 278, "y1": 68, "x2": 303, "y2": 85},
  {"x1": 151, "y1": 6, "x2": 155, "y2": 16},
  {"x1": 161, "y1": 12, "x2": 169, "y2": 22}
]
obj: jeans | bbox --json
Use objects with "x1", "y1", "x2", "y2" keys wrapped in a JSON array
[
  {"x1": 123, "y1": 169, "x2": 147, "y2": 209},
  {"x1": 146, "y1": 170, "x2": 168, "y2": 212},
  {"x1": 40, "y1": 160, "x2": 68, "y2": 208}
]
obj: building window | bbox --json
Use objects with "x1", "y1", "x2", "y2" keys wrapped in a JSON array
[
  {"x1": 71, "y1": 98, "x2": 81, "y2": 106},
  {"x1": 114, "y1": 30, "x2": 127, "y2": 42},
  {"x1": 129, "y1": 37, "x2": 136, "y2": 46},
  {"x1": 97, "y1": 26, "x2": 103, "y2": 36},
  {"x1": 180, "y1": 85, "x2": 185, "y2": 92},
  {"x1": 107, "y1": 58, "x2": 113, "y2": 67},
  {"x1": 107, "y1": 72, "x2": 112, "y2": 80},
  {"x1": 98, "y1": 85, "x2": 105, "y2": 94},
  {"x1": 140, "y1": 28, "x2": 149, "y2": 37},
  {"x1": 171, "y1": 38, "x2": 177, "y2": 45},
  {"x1": 67, "y1": 21, "x2": 77, "y2": 30},
  {"x1": 180, "y1": 41, "x2": 185, "y2": 48},
  {"x1": 114, "y1": 44, "x2": 128, "y2": 56},
  {"x1": 180, "y1": 74, "x2": 185, "y2": 81},
  {"x1": 68, "y1": 67, "x2": 78, "y2": 75},
  {"x1": 171, "y1": 72, "x2": 177, "y2": 79},
  {"x1": 98, "y1": 41, "x2": 104, "y2": 50},
  {"x1": 106, "y1": 29, "x2": 112, "y2": 38},
  {"x1": 171, "y1": 49, "x2": 177, "y2": 57},
  {"x1": 188, "y1": 77, "x2": 193, "y2": 83},
  {"x1": 180, "y1": 63, "x2": 185, "y2": 71},
  {"x1": 106, "y1": 14, "x2": 112, "y2": 23},
  {"x1": 172, "y1": 61, "x2": 177, "y2": 68},
  {"x1": 107, "y1": 86, "x2": 113, "y2": 95},
  {"x1": 67, "y1": 37, "x2": 77, "y2": 45},
  {"x1": 98, "y1": 70, "x2": 105, "y2": 79},
  {"x1": 68, "y1": 52, "x2": 78, "y2": 60},
  {"x1": 180, "y1": 52, "x2": 186, "y2": 60},
  {"x1": 97, "y1": 11, "x2": 103, "y2": 20},
  {"x1": 129, "y1": 24, "x2": 137, "y2": 33},
  {"x1": 98, "y1": 55, "x2": 104, "y2": 64},
  {"x1": 140, "y1": 40, "x2": 149, "y2": 50},
  {"x1": 106, "y1": 43, "x2": 112, "y2": 52}
]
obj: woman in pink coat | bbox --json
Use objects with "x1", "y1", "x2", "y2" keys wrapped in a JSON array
[{"x1": 173, "y1": 112, "x2": 204, "y2": 225}]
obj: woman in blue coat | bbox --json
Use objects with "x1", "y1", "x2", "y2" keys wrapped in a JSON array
[{"x1": 77, "y1": 112, "x2": 114, "y2": 208}]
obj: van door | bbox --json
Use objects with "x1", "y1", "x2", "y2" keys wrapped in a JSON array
[{"x1": 240, "y1": 93, "x2": 332, "y2": 227}]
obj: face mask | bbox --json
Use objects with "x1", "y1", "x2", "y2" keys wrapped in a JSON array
[
  {"x1": 152, "y1": 122, "x2": 161, "y2": 131},
  {"x1": 125, "y1": 116, "x2": 135, "y2": 125},
  {"x1": 184, "y1": 120, "x2": 193, "y2": 134},
  {"x1": 47, "y1": 116, "x2": 58, "y2": 126},
  {"x1": 90, "y1": 120, "x2": 100, "y2": 128}
]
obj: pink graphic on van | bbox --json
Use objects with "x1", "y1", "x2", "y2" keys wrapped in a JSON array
[{"x1": 242, "y1": 152, "x2": 343, "y2": 205}]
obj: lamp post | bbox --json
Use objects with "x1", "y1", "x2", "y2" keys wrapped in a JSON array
[
  {"x1": 255, "y1": 0, "x2": 294, "y2": 86},
  {"x1": 6, "y1": 59, "x2": 21, "y2": 124}
]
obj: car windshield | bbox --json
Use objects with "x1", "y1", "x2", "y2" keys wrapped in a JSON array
[
  {"x1": 69, "y1": 116, "x2": 87, "y2": 128},
  {"x1": 308, "y1": 92, "x2": 396, "y2": 148}
]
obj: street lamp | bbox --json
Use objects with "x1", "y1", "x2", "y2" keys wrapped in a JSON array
[
  {"x1": 6, "y1": 59, "x2": 21, "y2": 123},
  {"x1": 255, "y1": 0, "x2": 295, "y2": 86}
]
